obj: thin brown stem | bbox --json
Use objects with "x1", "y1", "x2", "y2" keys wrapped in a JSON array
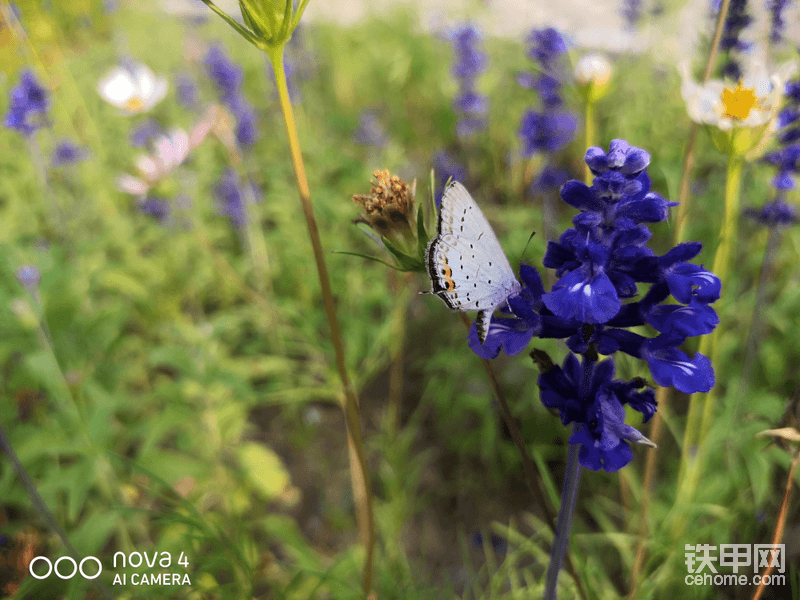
[
  {"x1": 629, "y1": 0, "x2": 732, "y2": 593},
  {"x1": 273, "y1": 53, "x2": 375, "y2": 594},
  {"x1": 458, "y1": 314, "x2": 588, "y2": 600},
  {"x1": 752, "y1": 450, "x2": 799, "y2": 600}
]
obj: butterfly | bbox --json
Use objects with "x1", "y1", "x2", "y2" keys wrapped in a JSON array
[{"x1": 426, "y1": 181, "x2": 521, "y2": 345}]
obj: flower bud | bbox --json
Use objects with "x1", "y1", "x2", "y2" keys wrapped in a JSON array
[
  {"x1": 237, "y1": 0, "x2": 306, "y2": 52},
  {"x1": 574, "y1": 54, "x2": 612, "y2": 102}
]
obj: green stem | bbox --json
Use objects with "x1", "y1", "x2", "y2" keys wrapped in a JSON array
[
  {"x1": 673, "y1": 148, "x2": 742, "y2": 538},
  {"x1": 631, "y1": 0, "x2": 733, "y2": 584},
  {"x1": 271, "y1": 50, "x2": 375, "y2": 595},
  {"x1": 583, "y1": 100, "x2": 596, "y2": 185}
]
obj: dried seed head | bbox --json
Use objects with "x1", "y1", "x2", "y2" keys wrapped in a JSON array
[{"x1": 352, "y1": 169, "x2": 415, "y2": 240}]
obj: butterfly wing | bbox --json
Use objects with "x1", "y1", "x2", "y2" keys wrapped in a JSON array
[{"x1": 426, "y1": 182, "x2": 521, "y2": 343}]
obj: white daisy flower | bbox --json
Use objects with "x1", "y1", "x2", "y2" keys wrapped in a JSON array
[
  {"x1": 678, "y1": 60, "x2": 797, "y2": 131},
  {"x1": 98, "y1": 62, "x2": 168, "y2": 115}
]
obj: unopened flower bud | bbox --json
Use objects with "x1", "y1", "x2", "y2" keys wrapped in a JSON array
[{"x1": 574, "y1": 54, "x2": 612, "y2": 101}]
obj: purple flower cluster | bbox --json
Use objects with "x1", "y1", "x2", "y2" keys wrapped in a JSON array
[
  {"x1": 213, "y1": 168, "x2": 260, "y2": 230},
  {"x1": 353, "y1": 111, "x2": 388, "y2": 147},
  {"x1": 4, "y1": 70, "x2": 49, "y2": 136},
  {"x1": 621, "y1": 0, "x2": 643, "y2": 28},
  {"x1": 175, "y1": 72, "x2": 199, "y2": 109},
  {"x1": 51, "y1": 139, "x2": 88, "y2": 167},
  {"x1": 717, "y1": 0, "x2": 752, "y2": 81},
  {"x1": 764, "y1": 77, "x2": 800, "y2": 190},
  {"x1": 138, "y1": 196, "x2": 171, "y2": 222},
  {"x1": 449, "y1": 24, "x2": 488, "y2": 138},
  {"x1": 517, "y1": 28, "x2": 576, "y2": 160},
  {"x1": 469, "y1": 140, "x2": 720, "y2": 471},
  {"x1": 130, "y1": 119, "x2": 162, "y2": 147},
  {"x1": 767, "y1": 0, "x2": 792, "y2": 43},
  {"x1": 204, "y1": 45, "x2": 258, "y2": 147},
  {"x1": 746, "y1": 76, "x2": 800, "y2": 228}
]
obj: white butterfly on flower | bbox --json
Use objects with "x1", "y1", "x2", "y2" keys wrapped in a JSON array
[
  {"x1": 426, "y1": 181, "x2": 521, "y2": 345},
  {"x1": 98, "y1": 61, "x2": 168, "y2": 115}
]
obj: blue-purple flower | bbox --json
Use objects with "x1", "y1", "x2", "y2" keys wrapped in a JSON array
[
  {"x1": 138, "y1": 196, "x2": 171, "y2": 222},
  {"x1": 465, "y1": 140, "x2": 720, "y2": 471},
  {"x1": 717, "y1": 0, "x2": 752, "y2": 81},
  {"x1": 767, "y1": 0, "x2": 792, "y2": 43},
  {"x1": 175, "y1": 72, "x2": 199, "y2": 108},
  {"x1": 227, "y1": 93, "x2": 258, "y2": 147},
  {"x1": 204, "y1": 45, "x2": 258, "y2": 147},
  {"x1": 519, "y1": 111, "x2": 577, "y2": 155},
  {"x1": 744, "y1": 199, "x2": 798, "y2": 227},
  {"x1": 525, "y1": 28, "x2": 567, "y2": 73},
  {"x1": 621, "y1": 0, "x2": 643, "y2": 28},
  {"x1": 4, "y1": 69, "x2": 49, "y2": 135},
  {"x1": 517, "y1": 27, "x2": 577, "y2": 194},
  {"x1": 448, "y1": 24, "x2": 489, "y2": 138},
  {"x1": 213, "y1": 168, "x2": 260, "y2": 229},
  {"x1": 353, "y1": 111, "x2": 388, "y2": 147},
  {"x1": 15, "y1": 265, "x2": 41, "y2": 289},
  {"x1": 51, "y1": 139, "x2": 88, "y2": 167},
  {"x1": 539, "y1": 355, "x2": 656, "y2": 471},
  {"x1": 130, "y1": 119, "x2": 162, "y2": 147},
  {"x1": 205, "y1": 45, "x2": 243, "y2": 102}
]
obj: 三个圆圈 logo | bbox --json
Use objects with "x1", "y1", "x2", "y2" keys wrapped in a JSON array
[{"x1": 29, "y1": 555, "x2": 102, "y2": 580}]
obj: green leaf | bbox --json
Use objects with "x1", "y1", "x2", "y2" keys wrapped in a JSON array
[
  {"x1": 332, "y1": 250, "x2": 402, "y2": 271},
  {"x1": 96, "y1": 269, "x2": 148, "y2": 300},
  {"x1": 382, "y1": 236, "x2": 424, "y2": 272},
  {"x1": 238, "y1": 442, "x2": 290, "y2": 499},
  {"x1": 417, "y1": 201, "x2": 429, "y2": 263},
  {"x1": 68, "y1": 511, "x2": 119, "y2": 555}
]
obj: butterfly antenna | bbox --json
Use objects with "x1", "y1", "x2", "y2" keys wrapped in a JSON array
[{"x1": 518, "y1": 230, "x2": 537, "y2": 266}]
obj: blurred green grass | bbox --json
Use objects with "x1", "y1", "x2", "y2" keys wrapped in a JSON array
[{"x1": 0, "y1": 2, "x2": 799, "y2": 599}]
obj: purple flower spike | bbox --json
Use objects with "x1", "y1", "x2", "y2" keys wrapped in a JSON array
[
  {"x1": 214, "y1": 168, "x2": 260, "y2": 229},
  {"x1": 139, "y1": 196, "x2": 171, "y2": 222},
  {"x1": 4, "y1": 69, "x2": 49, "y2": 135},
  {"x1": 519, "y1": 111, "x2": 577, "y2": 155},
  {"x1": 51, "y1": 139, "x2": 89, "y2": 167},
  {"x1": 459, "y1": 141, "x2": 720, "y2": 471},
  {"x1": 204, "y1": 45, "x2": 243, "y2": 101},
  {"x1": 525, "y1": 28, "x2": 567, "y2": 72}
]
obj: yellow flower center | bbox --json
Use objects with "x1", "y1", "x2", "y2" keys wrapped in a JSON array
[
  {"x1": 125, "y1": 96, "x2": 145, "y2": 112},
  {"x1": 721, "y1": 82, "x2": 759, "y2": 121}
]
